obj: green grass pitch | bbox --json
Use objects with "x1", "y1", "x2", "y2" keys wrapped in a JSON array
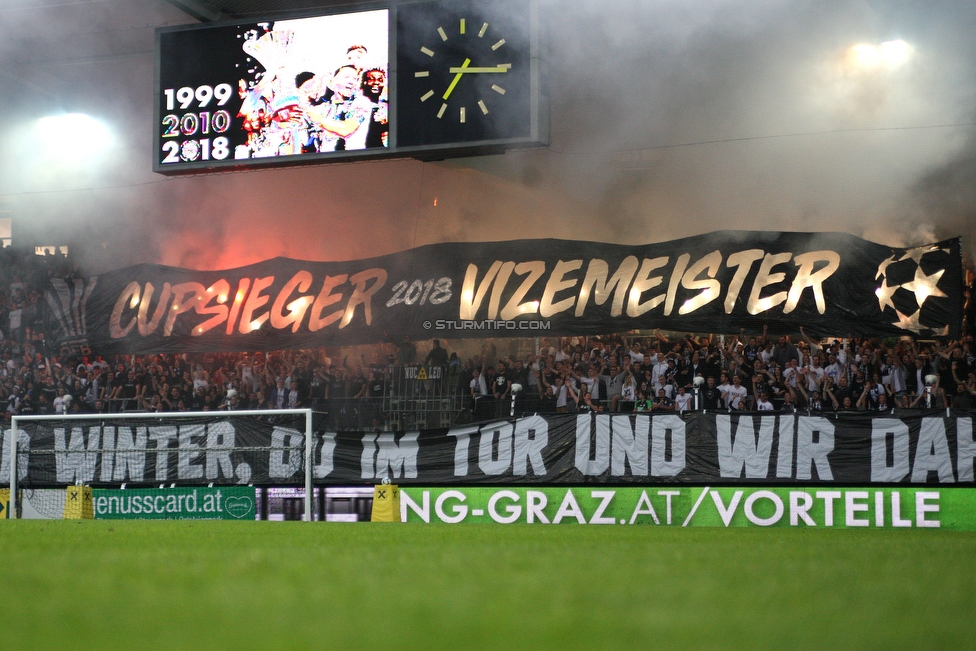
[{"x1": 1, "y1": 521, "x2": 974, "y2": 649}]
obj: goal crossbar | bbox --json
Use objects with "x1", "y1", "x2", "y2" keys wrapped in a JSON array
[{"x1": 7, "y1": 408, "x2": 314, "y2": 520}]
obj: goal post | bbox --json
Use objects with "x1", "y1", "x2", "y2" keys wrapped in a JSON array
[{"x1": 7, "y1": 408, "x2": 314, "y2": 520}]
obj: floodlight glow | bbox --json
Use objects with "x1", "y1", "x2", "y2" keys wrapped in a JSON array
[
  {"x1": 846, "y1": 40, "x2": 913, "y2": 71},
  {"x1": 879, "y1": 39, "x2": 913, "y2": 69},
  {"x1": 36, "y1": 113, "x2": 114, "y2": 163},
  {"x1": 850, "y1": 44, "x2": 881, "y2": 69}
]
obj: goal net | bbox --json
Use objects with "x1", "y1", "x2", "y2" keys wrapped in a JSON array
[{"x1": 3, "y1": 409, "x2": 314, "y2": 520}]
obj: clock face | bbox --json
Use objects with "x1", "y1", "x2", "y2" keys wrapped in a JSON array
[{"x1": 396, "y1": 0, "x2": 532, "y2": 147}]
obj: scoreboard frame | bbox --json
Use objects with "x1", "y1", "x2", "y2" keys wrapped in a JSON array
[{"x1": 153, "y1": 0, "x2": 547, "y2": 175}]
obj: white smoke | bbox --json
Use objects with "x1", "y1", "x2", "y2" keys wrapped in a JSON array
[{"x1": 0, "y1": 0, "x2": 974, "y2": 272}]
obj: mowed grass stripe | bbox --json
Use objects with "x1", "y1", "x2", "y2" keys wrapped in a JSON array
[{"x1": 1, "y1": 521, "x2": 974, "y2": 650}]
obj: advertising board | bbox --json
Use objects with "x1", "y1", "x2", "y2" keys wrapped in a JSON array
[
  {"x1": 400, "y1": 486, "x2": 976, "y2": 530},
  {"x1": 93, "y1": 486, "x2": 256, "y2": 520}
]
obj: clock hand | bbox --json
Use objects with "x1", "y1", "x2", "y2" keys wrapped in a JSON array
[
  {"x1": 448, "y1": 64, "x2": 511, "y2": 73},
  {"x1": 442, "y1": 58, "x2": 471, "y2": 100}
]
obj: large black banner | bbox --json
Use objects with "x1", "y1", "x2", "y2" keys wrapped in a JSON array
[
  {"x1": 4, "y1": 411, "x2": 975, "y2": 488},
  {"x1": 45, "y1": 231, "x2": 963, "y2": 354}
]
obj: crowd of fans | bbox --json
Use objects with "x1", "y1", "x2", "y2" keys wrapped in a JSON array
[
  {"x1": 0, "y1": 251, "x2": 974, "y2": 423},
  {"x1": 2, "y1": 327, "x2": 975, "y2": 422},
  {"x1": 464, "y1": 329, "x2": 976, "y2": 417}
]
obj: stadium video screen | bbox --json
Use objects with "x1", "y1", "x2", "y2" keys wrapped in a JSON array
[
  {"x1": 154, "y1": 1, "x2": 546, "y2": 174},
  {"x1": 155, "y1": 10, "x2": 389, "y2": 172}
]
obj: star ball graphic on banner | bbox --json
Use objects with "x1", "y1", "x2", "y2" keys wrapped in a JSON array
[{"x1": 875, "y1": 244, "x2": 952, "y2": 335}]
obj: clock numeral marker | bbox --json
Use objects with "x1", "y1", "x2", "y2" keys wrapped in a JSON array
[
  {"x1": 491, "y1": 84, "x2": 506, "y2": 95},
  {"x1": 478, "y1": 100, "x2": 488, "y2": 115},
  {"x1": 437, "y1": 26, "x2": 448, "y2": 41},
  {"x1": 421, "y1": 46, "x2": 435, "y2": 57},
  {"x1": 415, "y1": 71, "x2": 430, "y2": 78},
  {"x1": 478, "y1": 22, "x2": 489, "y2": 38},
  {"x1": 460, "y1": 18, "x2": 466, "y2": 34},
  {"x1": 460, "y1": 107, "x2": 466, "y2": 123},
  {"x1": 421, "y1": 90, "x2": 434, "y2": 102},
  {"x1": 492, "y1": 38, "x2": 506, "y2": 51},
  {"x1": 437, "y1": 103, "x2": 447, "y2": 118}
]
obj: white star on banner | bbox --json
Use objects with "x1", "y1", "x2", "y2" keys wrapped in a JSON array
[
  {"x1": 875, "y1": 254, "x2": 898, "y2": 280},
  {"x1": 898, "y1": 245, "x2": 940, "y2": 265},
  {"x1": 894, "y1": 309, "x2": 923, "y2": 333},
  {"x1": 875, "y1": 278, "x2": 898, "y2": 312},
  {"x1": 901, "y1": 266, "x2": 947, "y2": 308}
]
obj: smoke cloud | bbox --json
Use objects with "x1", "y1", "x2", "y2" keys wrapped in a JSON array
[{"x1": 0, "y1": 0, "x2": 974, "y2": 273}]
